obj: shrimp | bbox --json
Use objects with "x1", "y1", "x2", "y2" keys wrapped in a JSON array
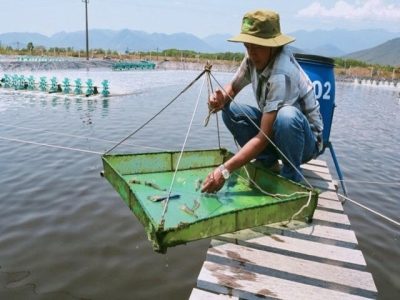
[
  {"x1": 180, "y1": 204, "x2": 198, "y2": 219},
  {"x1": 128, "y1": 178, "x2": 141, "y2": 184},
  {"x1": 192, "y1": 197, "x2": 200, "y2": 211},
  {"x1": 145, "y1": 181, "x2": 166, "y2": 191},
  {"x1": 195, "y1": 178, "x2": 203, "y2": 192}
]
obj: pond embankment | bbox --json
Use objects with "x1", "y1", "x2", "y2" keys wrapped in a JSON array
[
  {"x1": 0, "y1": 57, "x2": 374, "y2": 85},
  {"x1": 0, "y1": 58, "x2": 115, "y2": 72},
  {"x1": 0, "y1": 56, "x2": 238, "y2": 73}
]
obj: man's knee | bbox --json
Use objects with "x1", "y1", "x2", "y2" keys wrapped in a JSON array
[
  {"x1": 221, "y1": 108, "x2": 232, "y2": 126},
  {"x1": 277, "y1": 105, "x2": 301, "y2": 120},
  {"x1": 274, "y1": 106, "x2": 303, "y2": 132}
]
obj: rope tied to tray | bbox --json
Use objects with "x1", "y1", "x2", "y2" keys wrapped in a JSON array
[
  {"x1": 203, "y1": 65, "x2": 316, "y2": 223},
  {"x1": 204, "y1": 61, "x2": 223, "y2": 149},
  {"x1": 204, "y1": 61, "x2": 215, "y2": 127},
  {"x1": 104, "y1": 66, "x2": 209, "y2": 155},
  {"x1": 208, "y1": 73, "x2": 315, "y2": 191},
  {"x1": 105, "y1": 62, "x2": 317, "y2": 227},
  {"x1": 159, "y1": 67, "x2": 211, "y2": 226},
  {"x1": 236, "y1": 155, "x2": 315, "y2": 225},
  {"x1": 103, "y1": 63, "x2": 220, "y2": 228}
]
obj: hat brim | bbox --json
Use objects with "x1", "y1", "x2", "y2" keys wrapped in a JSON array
[{"x1": 228, "y1": 33, "x2": 295, "y2": 47}]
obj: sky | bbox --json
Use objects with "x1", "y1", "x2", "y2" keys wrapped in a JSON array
[{"x1": 0, "y1": 0, "x2": 399, "y2": 37}]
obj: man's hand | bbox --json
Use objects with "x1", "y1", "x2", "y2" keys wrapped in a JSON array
[
  {"x1": 208, "y1": 88, "x2": 225, "y2": 113},
  {"x1": 201, "y1": 167, "x2": 225, "y2": 193},
  {"x1": 208, "y1": 84, "x2": 235, "y2": 113}
]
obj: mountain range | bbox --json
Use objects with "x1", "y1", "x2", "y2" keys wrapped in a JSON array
[
  {"x1": 0, "y1": 28, "x2": 399, "y2": 66},
  {"x1": 341, "y1": 38, "x2": 400, "y2": 66}
]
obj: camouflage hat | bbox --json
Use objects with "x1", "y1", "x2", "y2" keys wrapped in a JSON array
[{"x1": 228, "y1": 9, "x2": 295, "y2": 47}]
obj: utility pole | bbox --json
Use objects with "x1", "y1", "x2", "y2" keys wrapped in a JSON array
[{"x1": 82, "y1": 0, "x2": 89, "y2": 60}]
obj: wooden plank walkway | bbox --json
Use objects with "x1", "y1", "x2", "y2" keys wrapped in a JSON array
[{"x1": 190, "y1": 159, "x2": 378, "y2": 300}]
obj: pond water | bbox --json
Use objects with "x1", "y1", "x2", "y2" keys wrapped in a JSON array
[{"x1": 0, "y1": 67, "x2": 399, "y2": 299}]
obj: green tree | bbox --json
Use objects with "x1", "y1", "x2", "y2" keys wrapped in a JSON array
[{"x1": 27, "y1": 42, "x2": 34, "y2": 55}]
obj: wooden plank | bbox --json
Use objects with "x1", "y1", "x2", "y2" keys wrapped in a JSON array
[
  {"x1": 189, "y1": 288, "x2": 238, "y2": 300},
  {"x1": 318, "y1": 198, "x2": 344, "y2": 213},
  {"x1": 198, "y1": 261, "x2": 374, "y2": 300},
  {"x1": 301, "y1": 177, "x2": 337, "y2": 191},
  {"x1": 307, "y1": 159, "x2": 328, "y2": 167},
  {"x1": 207, "y1": 243, "x2": 377, "y2": 297},
  {"x1": 215, "y1": 231, "x2": 365, "y2": 268},
  {"x1": 332, "y1": 179, "x2": 340, "y2": 190},
  {"x1": 192, "y1": 158, "x2": 378, "y2": 299},
  {"x1": 218, "y1": 221, "x2": 360, "y2": 247},
  {"x1": 302, "y1": 163, "x2": 331, "y2": 175},
  {"x1": 277, "y1": 159, "x2": 329, "y2": 175},
  {"x1": 220, "y1": 221, "x2": 359, "y2": 246},
  {"x1": 281, "y1": 159, "x2": 327, "y2": 168},
  {"x1": 320, "y1": 190, "x2": 341, "y2": 201},
  {"x1": 313, "y1": 209, "x2": 351, "y2": 229},
  {"x1": 303, "y1": 168, "x2": 333, "y2": 181},
  {"x1": 261, "y1": 222, "x2": 359, "y2": 246}
]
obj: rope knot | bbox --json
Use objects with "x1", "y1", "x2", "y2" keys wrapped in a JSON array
[{"x1": 204, "y1": 61, "x2": 213, "y2": 72}]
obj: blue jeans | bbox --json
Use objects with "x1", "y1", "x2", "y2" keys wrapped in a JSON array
[{"x1": 222, "y1": 102, "x2": 318, "y2": 182}]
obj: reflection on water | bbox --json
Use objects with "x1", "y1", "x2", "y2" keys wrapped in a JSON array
[
  {"x1": 0, "y1": 69, "x2": 399, "y2": 300},
  {"x1": 23, "y1": 96, "x2": 110, "y2": 116}
]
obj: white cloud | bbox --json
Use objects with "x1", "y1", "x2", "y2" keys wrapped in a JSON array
[{"x1": 298, "y1": 0, "x2": 400, "y2": 21}]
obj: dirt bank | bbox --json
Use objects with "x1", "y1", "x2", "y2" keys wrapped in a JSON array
[
  {"x1": 0, "y1": 59, "x2": 115, "y2": 72},
  {"x1": 1, "y1": 58, "x2": 393, "y2": 84},
  {"x1": 0, "y1": 58, "x2": 238, "y2": 73}
]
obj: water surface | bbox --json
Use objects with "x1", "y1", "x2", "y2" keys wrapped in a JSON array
[{"x1": 0, "y1": 68, "x2": 399, "y2": 299}]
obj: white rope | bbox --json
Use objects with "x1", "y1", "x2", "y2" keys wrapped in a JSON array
[
  {"x1": 283, "y1": 191, "x2": 312, "y2": 226},
  {"x1": 161, "y1": 74, "x2": 207, "y2": 220},
  {"x1": 105, "y1": 69, "x2": 207, "y2": 154},
  {"x1": 338, "y1": 193, "x2": 400, "y2": 226},
  {"x1": 338, "y1": 179, "x2": 400, "y2": 186},
  {"x1": 236, "y1": 165, "x2": 312, "y2": 223},
  {"x1": 229, "y1": 131, "x2": 314, "y2": 224},
  {"x1": 0, "y1": 136, "x2": 103, "y2": 155},
  {"x1": 9, "y1": 126, "x2": 400, "y2": 190},
  {"x1": 236, "y1": 163, "x2": 310, "y2": 199},
  {"x1": 0, "y1": 123, "x2": 168, "y2": 152},
  {"x1": 209, "y1": 72, "x2": 314, "y2": 190}
]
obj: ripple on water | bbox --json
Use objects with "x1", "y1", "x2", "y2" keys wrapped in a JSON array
[{"x1": 0, "y1": 74, "x2": 399, "y2": 299}]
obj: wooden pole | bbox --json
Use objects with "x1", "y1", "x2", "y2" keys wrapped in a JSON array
[{"x1": 82, "y1": 0, "x2": 89, "y2": 60}]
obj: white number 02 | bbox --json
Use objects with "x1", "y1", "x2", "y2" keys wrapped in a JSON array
[{"x1": 313, "y1": 80, "x2": 331, "y2": 100}]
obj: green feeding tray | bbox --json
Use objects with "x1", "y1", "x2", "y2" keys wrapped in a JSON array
[{"x1": 101, "y1": 148, "x2": 319, "y2": 253}]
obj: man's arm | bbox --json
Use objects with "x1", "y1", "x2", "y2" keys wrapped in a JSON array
[
  {"x1": 201, "y1": 110, "x2": 277, "y2": 193},
  {"x1": 225, "y1": 110, "x2": 277, "y2": 171}
]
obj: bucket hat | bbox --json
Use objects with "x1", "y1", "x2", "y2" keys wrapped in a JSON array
[{"x1": 228, "y1": 9, "x2": 295, "y2": 47}]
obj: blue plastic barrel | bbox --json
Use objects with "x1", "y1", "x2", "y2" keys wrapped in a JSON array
[{"x1": 294, "y1": 54, "x2": 335, "y2": 153}]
